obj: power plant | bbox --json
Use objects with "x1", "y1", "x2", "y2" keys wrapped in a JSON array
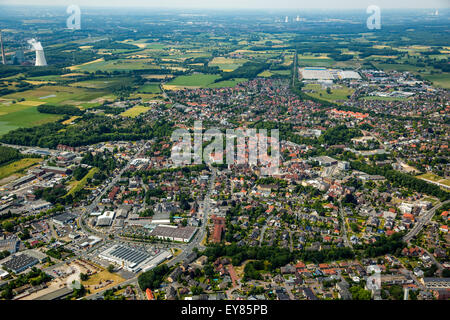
[
  {"x1": 0, "y1": 30, "x2": 6, "y2": 65},
  {"x1": 27, "y1": 38, "x2": 47, "y2": 66}
]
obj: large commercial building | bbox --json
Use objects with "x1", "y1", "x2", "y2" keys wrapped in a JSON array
[
  {"x1": 97, "y1": 211, "x2": 115, "y2": 227},
  {"x1": 2, "y1": 254, "x2": 39, "y2": 273},
  {"x1": 299, "y1": 67, "x2": 361, "y2": 81},
  {"x1": 99, "y1": 245, "x2": 171, "y2": 273},
  {"x1": 52, "y1": 213, "x2": 76, "y2": 227},
  {"x1": 149, "y1": 225, "x2": 197, "y2": 243}
]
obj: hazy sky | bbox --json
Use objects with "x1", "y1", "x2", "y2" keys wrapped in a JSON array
[{"x1": 1, "y1": 0, "x2": 449, "y2": 9}]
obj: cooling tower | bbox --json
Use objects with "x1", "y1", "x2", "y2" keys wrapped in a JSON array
[
  {"x1": 35, "y1": 49, "x2": 47, "y2": 66},
  {"x1": 27, "y1": 39, "x2": 47, "y2": 66}
]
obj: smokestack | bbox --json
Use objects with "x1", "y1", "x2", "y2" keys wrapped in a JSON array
[
  {"x1": 0, "y1": 30, "x2": 6, "y2": 65},
  {"x1": 27, "y1": 38, "x2": 47, "y2": 66}
]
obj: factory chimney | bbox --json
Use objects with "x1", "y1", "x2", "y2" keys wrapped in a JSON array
[{"x1": 0, "y1": 30, "x2": 6, "y2": 65}]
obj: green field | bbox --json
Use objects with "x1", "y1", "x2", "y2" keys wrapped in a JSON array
[
  {"x1": 360, "y1": 96, "x2": 410, "y2": 101},
  {"x1": 120, "y1": 105, "x2": 151, "y2": 117},
  {"x1": 2, "y1": 86, "x2": 109, "y2": 106},
  {"x1": 137, "y1": 83, "x2": 161, "y2": 93},
  {"x1": 0, "y1": 158, "x2": 42, "y2": 181},
  {"x1": 206, "y1": 78, "x2": 247, "y2": 88},
  {"x1": 72, "y1": 58, "x2": 161, "y2": 72},
  {"x1": 303, "y1": 84, "x2": 354, "y2": 103},
  {"x1": 0, "y1": 104, "x2": 62, "y2": 136},
  {"x1": 69, "y1": 78, "x2": 132, "y2": 89},
  {"x1": 66, "y1": 167, "x2": 99, "y2": 197},
  {"x1": 418, "y1": 173, "x2": 450, "y2": 188},
  {"x1": 167, "y1": 74, "x2": 221, "y2": 87},
  {"x1": 422, "y1": 73, "x2": 450, "y2": 89}
]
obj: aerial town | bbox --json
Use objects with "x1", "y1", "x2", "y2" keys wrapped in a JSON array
[{"x1": 0, "y1": 4, "x2": 448, "y2": 303}]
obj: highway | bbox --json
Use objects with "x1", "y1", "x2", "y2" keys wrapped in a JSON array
[{"x1": 403, "y1": 200, "x2": 449, "y2": 243}]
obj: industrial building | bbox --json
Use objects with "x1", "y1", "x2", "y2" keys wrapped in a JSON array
[
  {"x1": 149, "y1": 225, "x2": 197, "y2": 242},
  {"x1": 2, "y1": 254, "x2": 39, "y2": 273},
  {"x1": 299, "y1": 67, "x2": 361, "y2": 81},
  {"x1": 99, "y1": 245, "x2": 170, "y2": 273},
  {"x1": 97, "y1": 211, "x2": 115, "y2": 227},
  {"x1": 52, "y1": 213, "x2": 76, "y2": 227}
]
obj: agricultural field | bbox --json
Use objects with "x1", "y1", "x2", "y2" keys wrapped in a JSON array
[
  {"x1": 70, "y1": 58, "x2": 160, "y2": 72},
  {"x1": 297, "y1": 55, "x2": 335, "y2": 68},
  {"x1": 422, "y1": 73, "x2": 450, "y2": 89},
  {"x1": 0, "y1": 103, "x2": 62, "y2": 135},
  {"x1": 120, "y1": 105, "x2": 151, "y2": 118},
  {"x1": 165, "y1": 74, "x2": 221, "y2": 89},
  {"x1": 209, "y1": 57, "x2": 248, "y2": 72},
  {"x1": 1, "y1": 86, "x2": 110, "y2": 106},
  {"x1": 136, "y1": 83, "x2": 161, "y2": 94}
]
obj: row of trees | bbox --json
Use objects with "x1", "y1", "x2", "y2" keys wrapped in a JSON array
[
  {"x1": 37, "y1": 104, "x2": 84, "y2": 116},
  {"x1": 351, "y1": 160, "x2": 450, "y2": 201},
  {"x1": 0, "y1": 146, "x2": 21, "y2": 165}
]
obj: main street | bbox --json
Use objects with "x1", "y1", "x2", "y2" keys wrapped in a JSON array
[
  {"x1": 338, "y1": 200, "x2": 352, "y2": 248},
  {"x1": 403, "y1": 200, "x2": 449, "y2": 243}
]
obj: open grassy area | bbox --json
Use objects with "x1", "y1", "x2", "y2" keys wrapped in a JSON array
[
  {"x1": 418, "y1": 173, "x2": 450, "y2": 187},
  {"x1": 0, "y1": 158, "x2": 42, "y2": 181},
  {"x1": 360, "y1": 96, "x2": 410, "y2": 101},
  {"x1": 166, "y1": 74, "x2": 221, "y2": 88},
  {"x1": 422, "y1": 73, "x2": 450, "y2": 89},
  {"x1": 0, "y1": 104, "x2": 62, "y2": 136},
  {"x1": 66, "y1": 167, "x2": 99, "y2": 197},
  {"x1": 136, "y1": 83, "x2": 161, "y2": 94},
  {"x1": 81, "y1": 270, "x2": 125, "y2": 295},
  {"x1": 2, "y1": 86, "x2": 109, "y2": 106},
  {"x1": 206, "y1": 78, "x2": 247, "y2": 88},
  {"x1": 120, "y1": 105, "x2": 151, "y2": 117},
  {"x1": 209, "y1": 57, "x2": 248, "y2": 72},
  {"x1": 303, "y1": 83, "x2": 354, "y2": 103},
  {"x1": 71, "y1": 58, "x2": 160, "y2": 72}
]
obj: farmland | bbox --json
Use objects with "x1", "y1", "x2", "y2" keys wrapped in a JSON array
[{"x1": 120, "y1": 105, "x2": 151, "y2": 118}]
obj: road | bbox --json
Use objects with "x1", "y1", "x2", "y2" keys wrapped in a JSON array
[
  {"x1": 403, "y1": 200, "x2": 449, "y2": 243},
  {"x1": 167, "y1": 165, "x2": 216, "y2": 267},
  {"x1": 338, "y1": 200, "x2": 352, "y2": 248}
]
